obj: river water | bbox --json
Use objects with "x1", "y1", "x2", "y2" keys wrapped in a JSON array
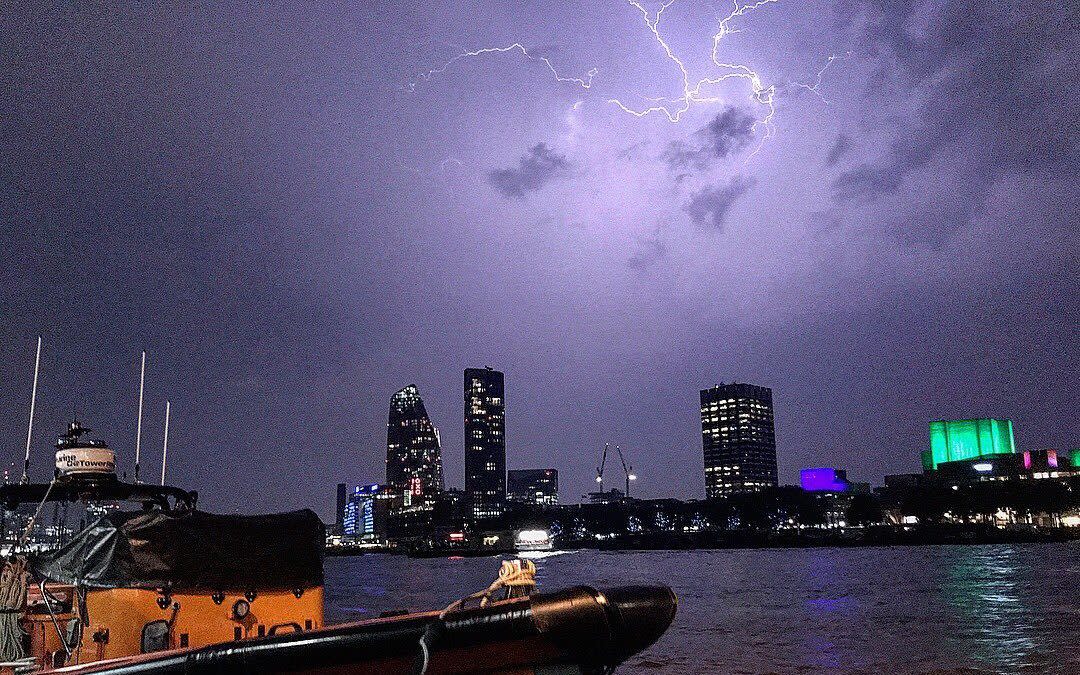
[{"x1": 324, "y1": 543, "x2": 1079, "y2": 674}]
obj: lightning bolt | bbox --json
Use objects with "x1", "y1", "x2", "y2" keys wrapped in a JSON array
[
  {"x1": 406, "y1": 43, "x2": 598, "y2": 92},
  {"x1": 792, "y1": 51, "x2": 853, "y2": 106},
  {"x1": 609, "y1": 0, "x2": 779, "y2": 145},
  {"x1": 406, "y1": 0, "x2": 847, "y2": 161},
  {"x1": 398, "y1": 156, "x2": 466, "y2": 182}
]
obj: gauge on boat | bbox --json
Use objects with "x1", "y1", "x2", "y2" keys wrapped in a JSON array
[{"x1": 232, "y1": 599, "x2": 251, "y2": 620}]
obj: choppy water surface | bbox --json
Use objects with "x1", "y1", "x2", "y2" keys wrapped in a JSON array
[{"x1": 325, "y1": 543, "x2": 1079, "y2": 674}]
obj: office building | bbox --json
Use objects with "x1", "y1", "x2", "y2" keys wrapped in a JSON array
[
  {"x1": 385, "y1": 384, "x2": 444, "y2": 500},
  {"x1": 343, "y1": 484, "x2": 390, "y2": 539},
  {"x1": 701, "y1": 382, "x2": 778, "y2": 499},
  {"x1": 464, "y1": 368, "x2": 506, "y2": 520},
  {"x1": 507, "y1": 469, "x2": 559, "y2": 506},
  {"x1": 334, "y1": 482, "x2": 347, "y2": 535}
]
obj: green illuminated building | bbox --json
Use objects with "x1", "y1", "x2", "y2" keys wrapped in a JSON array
[{"x1": 923, "y1": 418, "x2": 1017, "y2": 471}]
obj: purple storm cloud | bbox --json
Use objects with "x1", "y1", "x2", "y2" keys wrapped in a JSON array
[{"x1": 0, "y1": 0, "x2": 1075, "y2": 514}]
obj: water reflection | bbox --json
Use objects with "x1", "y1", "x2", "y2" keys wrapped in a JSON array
[
  {"x1": 940, "y1": 545, "x2": 1040, "y2": 669},
  {"x1": 324, "y1": 544, "x2": 1078, "y2": 673},
  {"x1": 799, "y1": 548, "x2": 854, "y2": 670}
]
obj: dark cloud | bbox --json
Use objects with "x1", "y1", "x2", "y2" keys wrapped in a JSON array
[
  {"x1": 628, "y1": 235, "x2": 668, "y2": 270},
  {"x1": 684, "y1": 176, "x2": 756, "y2": 230},
  {"x1": 664, "y1": 107, "x2": 756, "y2": 171},
  {"x1": 824, "y1": 134, "x2": 851, "y2": 166},
  {"x1": 487, "y1": 143, "x2": 571, "y2": 198},
  {"x1": 831, "y1": 1, "x2": 1077, "y2": 244},
  {"x1": 831, "y1": 164, "x2": 902, "y2": 200}
]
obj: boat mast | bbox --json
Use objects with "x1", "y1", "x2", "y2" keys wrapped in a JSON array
[
  {"x1": 160, "y1": 400, "x2": 170, "y2": 486},
  {"x1": 134, "y1": 350, "x2": 146, "y2": 483},
  {"x1": 21, "y1": 336, "x2": 42, "y2": 484}
]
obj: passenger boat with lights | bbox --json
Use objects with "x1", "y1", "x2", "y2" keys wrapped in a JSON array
[{"x1": 0, "y1": 422, "x2": 676, "y2": 674}]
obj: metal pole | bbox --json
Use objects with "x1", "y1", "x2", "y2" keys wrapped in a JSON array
[
  {"x1": 621, "y1": 447, "x2": 629, "y2": 497},
  {"x1": 21, "y1": 336, "x2": 42, "y2": 484},
  {"x1": 134, "y1": 351, "x2": 146, "y2": 483},
  {"x1": 160, "y1": 401, "x2": 170, "y2": 486}
]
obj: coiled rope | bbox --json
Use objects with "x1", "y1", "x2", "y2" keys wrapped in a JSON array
[
  {"x1": 0, "y1": 557, "x2": 29, "y2": 662},
  {"x1": 442, "y1": 559, "x2": 537, "y2": 614},
  {"x1": 0, "y1": 478, "x2": 60, "y2": 665}
]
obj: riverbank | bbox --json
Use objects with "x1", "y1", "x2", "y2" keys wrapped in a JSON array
[
  {"x1": 325, "y1": 524, "x2": 1079, "y2": 556},
  {"x1": 573, "y1": 524, "x2": 1080, "y2": 550}
]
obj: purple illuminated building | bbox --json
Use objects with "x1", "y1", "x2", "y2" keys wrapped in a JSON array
[{"x1": 800, "y1": 468, "x2": 851, "y2": 492}]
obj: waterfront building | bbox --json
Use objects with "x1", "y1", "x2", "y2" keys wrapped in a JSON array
[
  {"x1": 922, "y1": 418, "x2": 1016, "y2": 470},
  {"x1": 932, "y1": 448, "x2": 1079, "y2": 483},
  {"x1": 507, "y1": 469, "x2": 559, "y2": 506},
  {"x1": 800, "y1": 468, "x2": 851, "y2": 492},
  {"x1": 464, "y1": 368, "x2": 506, "y2": 521},
  {"x1": 700, "y1": 382, "x2": 778, "y2": 499},
  {"x1": 385, "y1": 384, "x2": 445, "y2": 500},
  {"x1": 334, "y1": 482, "x2": 347, "y2": 535},
  {"x1": 586, "y1": 488, "x2": 624, "y2": 505},
  {"x1": 342, "y1": 484, "x2": 390, "y2": 539}
]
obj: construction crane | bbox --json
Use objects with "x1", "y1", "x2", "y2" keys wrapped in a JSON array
[{"x1": 595, "y1": 443, "x2": 637, "y2": 497}]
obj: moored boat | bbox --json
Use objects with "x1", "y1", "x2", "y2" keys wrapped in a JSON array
[
  {"x1": 49, "y1": 584, "x2": 676, "y2": 674},
  {"x1": 0, "y1": 423, "x2": 676, "y2": 673}
]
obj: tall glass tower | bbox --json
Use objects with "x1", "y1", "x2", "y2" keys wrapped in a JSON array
[
  {"x1": 464, "y1": 367, "x2": 506, "y2": 521},
  {"x1": 700, "y1": 382, "x2": 778, "y2": 499},
  {"x1": 385, "y1": 384, "x2": 444, "y2": 500}
]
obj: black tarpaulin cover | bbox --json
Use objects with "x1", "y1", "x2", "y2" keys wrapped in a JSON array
[{"x1": 30, "y1": 509, "x2": 324, "y2": 591}]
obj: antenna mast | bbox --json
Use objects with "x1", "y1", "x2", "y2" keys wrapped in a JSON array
[
  {"x1": 160, "y1": 400, "x2": 170, "y2": 486},
  {"x1": 134, "y1": 351, "x2": 146, "y2": 483},
  {"x1": 21, "y1": 336, "x2": 42, "y2": 484}
]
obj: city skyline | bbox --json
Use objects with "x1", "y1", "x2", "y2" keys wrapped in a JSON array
[
  {"x1": 3, "y1": 347, "x2": 1077, "y2": 513},
  {"x1": 1, "y1": 2, "x2": 1074, "y2": 515}
]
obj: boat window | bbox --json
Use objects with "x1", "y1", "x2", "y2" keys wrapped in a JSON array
[{"x1": 141, "y1": 620, "x2": 169, "y2": 653}]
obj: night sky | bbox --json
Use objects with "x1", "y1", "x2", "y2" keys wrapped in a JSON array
[{"x1": 1, "y1": 1, "x2": 1076, "y2": 519}]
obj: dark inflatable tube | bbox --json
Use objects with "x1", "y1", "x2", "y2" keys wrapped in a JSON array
[{"x1": 57, "y1": 585, "x2": 677, "y2": 674}]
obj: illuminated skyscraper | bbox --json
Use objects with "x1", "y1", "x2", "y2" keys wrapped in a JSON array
[
  {"x1": 701, "y1": 382, "x2": 778, "y2": 499},
  {"x1": 385, "y1": 384, "x2": 444, "y2": 500},
  {"x1": 464, "y1": 367, "x2": 506, "y2": 521}
]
